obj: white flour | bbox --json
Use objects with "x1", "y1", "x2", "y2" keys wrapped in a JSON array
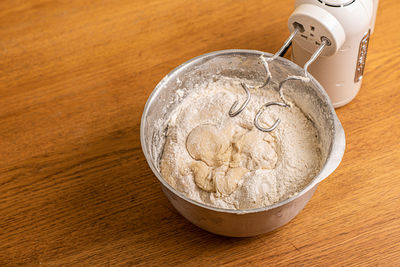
[{"x1": 160, "y1": 77, "x2": 322, "y2": 210}]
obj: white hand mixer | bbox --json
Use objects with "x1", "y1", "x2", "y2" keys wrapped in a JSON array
[{"x1": 290, "y1": 0, "x2": 379, "y2": 108}]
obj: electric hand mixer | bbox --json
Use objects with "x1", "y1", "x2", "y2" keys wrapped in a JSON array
[
  {"x1": 229, "y1": 0, "x2": 378, "y2": 131},
  {"x1": 290, "y1": 0, "x2": 379, "y2": 107}
]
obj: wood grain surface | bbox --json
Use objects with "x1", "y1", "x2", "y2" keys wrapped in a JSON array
[{"x1": 1, "y1": 0, "x2": 399, "y2": 265}]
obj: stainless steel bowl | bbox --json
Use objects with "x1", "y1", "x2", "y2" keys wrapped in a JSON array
[{"x1": 140, "y1": 49, "x2": 345, "y2": 237}]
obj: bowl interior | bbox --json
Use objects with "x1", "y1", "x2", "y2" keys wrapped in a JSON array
[{"x1": 141, "y1": 49, "x2": 336, "y2": 212}]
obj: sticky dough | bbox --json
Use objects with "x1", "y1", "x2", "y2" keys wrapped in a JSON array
[{"x1": 186, "y1": 124, "x2": 277, "y2": 195}]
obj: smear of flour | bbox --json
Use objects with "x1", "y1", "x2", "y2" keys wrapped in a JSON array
[{"x1": 159, "y1": 77, "x2": 322, "y2": 210}]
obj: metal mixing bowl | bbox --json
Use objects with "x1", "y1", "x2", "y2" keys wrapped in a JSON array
[{"x1": 140, "y1": 49, "x2": 345, "y2": 237}]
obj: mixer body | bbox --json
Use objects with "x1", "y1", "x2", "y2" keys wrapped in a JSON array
[{"x1": 289, "y1": 0, "x2": 378, "y2": 107}]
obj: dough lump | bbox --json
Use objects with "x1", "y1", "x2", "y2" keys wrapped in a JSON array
[
  {"x1": 231, "y1": 129, "x2": 277, "y2": 171},
  {"x1": 186, "y1": 124, "x2": 231, "y2": 167},
  {"x1": 190, "y1": 161, "x2": 214, "y2": 192},
  {"x1": 185, "y1": 124, "x2": 278, "y2": 195}
]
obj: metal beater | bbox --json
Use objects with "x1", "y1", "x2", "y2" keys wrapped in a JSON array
[{"x1": 229, "y1": 27, "x2": 330, "y2": 132}]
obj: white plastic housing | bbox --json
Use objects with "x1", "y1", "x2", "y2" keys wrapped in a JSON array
[
  {"x1": 289, "y1": 0, "x2": 376, "y2": 107},
  {"x1": 288, "y1": 4, "x2": 345, "y2": 56}
]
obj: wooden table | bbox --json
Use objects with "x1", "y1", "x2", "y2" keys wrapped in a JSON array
[{"x1": 1, "y1": 0, "x2": 399, "y2": 265}]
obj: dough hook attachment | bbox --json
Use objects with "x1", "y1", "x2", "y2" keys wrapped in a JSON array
[
  {"x1": 254, "y1": 38, "x2": 330, "y2": 132},
  {"x1": 304, "y1": 37, "x2": 330, "y2": 78},
  {"x1": 228, "y1": 30, "x2": 330, "y2": 134},
  {"x1": 246, "y1": 27, "x2": 301, "y2": 90},
  {"x1": 277, "y1": 37, "x2": 330, "y2": 106},
  {"x1": 266, "y1": 27, "x2": 301, "y2": 63},
  {"x1": 228, "y1": 27, "x2": 301, "y2": 117},
  {"x1": 254, "y1": 102, "x2": 289, "y2": 132},
  {"x1": 277, "y1": 75, "x2": 310, "y2": 106},
  {"x1": 228, "y1": 82, "x2": 251, "y2": 117}
]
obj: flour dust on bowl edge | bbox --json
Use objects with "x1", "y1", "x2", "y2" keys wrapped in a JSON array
[{"x1": 140, "y1": 49, "x2": 345, "y2": 237}]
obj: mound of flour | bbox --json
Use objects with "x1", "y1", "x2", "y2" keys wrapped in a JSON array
[{"x1": 160, "y1": 77, "x2": 322, "y2": 210}]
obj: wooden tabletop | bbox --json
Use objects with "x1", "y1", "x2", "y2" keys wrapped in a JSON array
[{"x1": 1, "y1": 0, "x2": 399, "y2": 265}]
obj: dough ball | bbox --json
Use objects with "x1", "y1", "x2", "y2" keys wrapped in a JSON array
[
  {"x1": 186, "y1": 124, "x2": 231, "y2": 167},
  {"x1": 216, "y1": 167, "x2": 248, "y2": 195},
  {"x1": 190, "y1": 161, "x2": 215, "y2": 192}
]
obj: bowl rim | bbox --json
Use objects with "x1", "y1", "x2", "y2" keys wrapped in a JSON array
[{"x1": 140, "y1": 49, "x2": 338, "y2": 215}]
